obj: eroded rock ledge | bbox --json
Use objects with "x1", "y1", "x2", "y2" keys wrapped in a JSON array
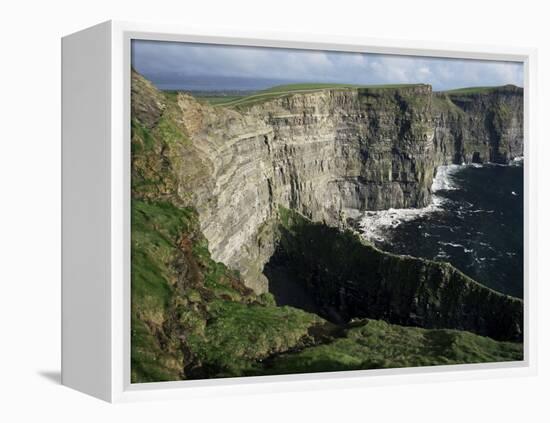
[{"x1": 273, "y1": 207, "x2": 523, "y2": 342}]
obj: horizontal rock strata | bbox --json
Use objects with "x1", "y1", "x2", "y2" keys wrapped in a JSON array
[{"x1": 131, "y1": 72, "x2": 523, "y2": 295}]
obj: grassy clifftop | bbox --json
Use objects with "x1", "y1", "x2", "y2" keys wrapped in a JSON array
[
  {"x1": 201, "y1": 82, "x2": 428, "y2": 108},
  {"x1": 444, "y1": 84, "x2": 522, "y2": 95}
]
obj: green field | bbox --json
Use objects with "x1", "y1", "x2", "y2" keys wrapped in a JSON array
[
  {"x1": 263, "y1": 82, "x2": 424, "y2": 92},
  {"x1": 207, "y1": 83, "x2": 426, "y2": 108},
  {"x1": 195, "y1": 95, "x2": 246, "y2": 105},
  {"x1": 444, "y1": 85, "x2": 508, "y2": 95},
  {"x1": 170, "y1": 83, "x2": 521, "y2": 109}
]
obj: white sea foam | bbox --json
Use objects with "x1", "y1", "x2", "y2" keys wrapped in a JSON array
[
  {"x1": 358, "y1": 165, "x2": 464, "y2": 243},
  {"x1": 435, "y1": 250, "x2": 451, "y2": 260},
  {"x1": 438, "y1": 241, "x2": 464, "y2": 248},
  {"x1": 357, "y1": 161, "x2": 513, "y2": 243},
  {"x1": 358, "y1": 201, "x2": 442, "y2": 243},
  {"x1": 431, "y1": 164, "x2": 462, "y2": 191},
  {"x1": 438, "y1": 241, "x2": 474, "y2": 254},
  {"x1": 358, "y1": 158, "x2": 519, "y2": 246},
  {"x1": 511, "y1": 156, "x2": 524, "y2": 166}
]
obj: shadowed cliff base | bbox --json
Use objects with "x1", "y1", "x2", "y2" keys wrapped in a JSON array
[
  {"x1": 264, "y1": 207, "x2": 523, "y2": 343},
  {"x1": 265, "y1": 257, "x2": 324, "y2": 318},
  {"x1": 265, "y1": 250, "x2": 349, "y2": 326}
]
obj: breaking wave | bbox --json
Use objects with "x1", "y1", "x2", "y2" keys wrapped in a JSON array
[
  {"x1": 431, "y1": 164, "x2": 462, "y2": 191},
  {"x1": 358, "y1": 164, "x2": 462, "y2": 243}
]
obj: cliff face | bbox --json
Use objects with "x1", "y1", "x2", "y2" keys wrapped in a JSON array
[
  {"x1": 245, "y1": 85, "x2": 436, "y2": 214},
  {"x1": 432, "y1": 86, "x2": 524, "y2": 164},
  {"x1": 131, "y1": 72, "x2": 523, "y2": 294},
  {"x1": 167, "y1": 85, "x2": 438, "y2": 292}
]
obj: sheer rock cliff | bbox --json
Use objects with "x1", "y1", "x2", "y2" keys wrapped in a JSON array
[{"x1": 131, "y1": 72, "x2": 523, "y2": 297}]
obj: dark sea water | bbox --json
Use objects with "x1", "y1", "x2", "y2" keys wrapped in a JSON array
[{"x1": 359, "y1": 161, "x2": 524, "y2": 298}]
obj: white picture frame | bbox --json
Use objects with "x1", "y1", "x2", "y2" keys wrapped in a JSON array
[{"x1": 61, "y1": 20, "x2": 538, "y2": 403}]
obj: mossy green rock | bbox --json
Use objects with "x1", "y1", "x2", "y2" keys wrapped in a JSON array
[
  {"x1": 275, "y1": 207, "x2": 523, "y2": 342},
  {"x1": 263, "y1": 319, "x2": 523, "y2": 375},
  {"x1": 131, "y1": 199, "x2": 325, "y2": 382}
]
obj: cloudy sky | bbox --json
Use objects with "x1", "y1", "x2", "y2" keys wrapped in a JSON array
[{"x1": 132, "y1": 40, "x2": 523, "y2": 92}]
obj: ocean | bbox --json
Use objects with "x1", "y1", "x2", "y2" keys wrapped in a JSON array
[{"x1": 359, "y1": 160, "x2": 524, "y2": 298}]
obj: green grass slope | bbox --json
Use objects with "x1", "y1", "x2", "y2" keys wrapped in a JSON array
[
  {"x1": 214, "y1": 82, "x2": 426, "y2": 108},
  {"x1": 131, "y1": 199, "x2": 324, "y2": 382},
  {"x1": 443, "y1": 84, "x2": 522, "y2": 95},
  {"x1": 131, "y1": 198, "x2": 524, "y2": 382},
  {"x1": 194, "y1": 95, "x2": 246, "y2": 106},
  {"x1": 263, "y1": 319, "x2": 523, "y2": 375}
]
